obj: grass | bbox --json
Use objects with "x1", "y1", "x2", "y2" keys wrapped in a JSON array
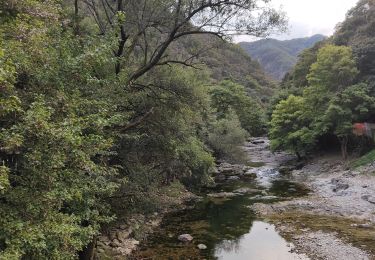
[{"x1": 351, "y1": 149, "x2": 375, "y2": 169}]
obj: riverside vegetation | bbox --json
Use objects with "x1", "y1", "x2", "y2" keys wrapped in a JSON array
[
  {"x1": 1, "y1": 0, "x2": 375, "y2": 259},
  {"x1": 0, "y1": 0, "x2": 286, "y2": 259}
]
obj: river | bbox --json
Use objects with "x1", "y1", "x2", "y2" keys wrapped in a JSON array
[{"x1": 133, "y1": 138, "x2": 311, "y2": 259}]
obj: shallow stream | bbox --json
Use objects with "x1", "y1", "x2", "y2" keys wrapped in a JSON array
[{"x1": 134, "y1": 139, "x2": 311, "y2": 259}]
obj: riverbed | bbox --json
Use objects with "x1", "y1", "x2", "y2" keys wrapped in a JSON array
[{"x1": 132, "y1": 138, "x2": 311, "y2": 259}]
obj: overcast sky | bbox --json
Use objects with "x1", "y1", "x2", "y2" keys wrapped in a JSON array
[{"x1": 234, "y1": 0, "x2": 359, "y2": 42}]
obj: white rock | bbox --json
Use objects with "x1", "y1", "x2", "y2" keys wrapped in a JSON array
[
  {"x1": 178, "y1": 234, "x2": 193, "y2": 242},
  {"x1": 197, "y1": 244, "x2": 207, "y2": 250}
]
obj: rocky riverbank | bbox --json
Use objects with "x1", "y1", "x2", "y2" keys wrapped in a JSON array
[
  {"x1": 94, "y1": 137, "x2": 375, "y2": 259},
  {"x1": 93, "y1": 156, "x2": 264, "y2": 259},
  {"x1": 252, "y1": 153, "x2": 375, "y2": 260},
  {"x1": 93, "y1": 183, "x2": 200, "y2": 259}
]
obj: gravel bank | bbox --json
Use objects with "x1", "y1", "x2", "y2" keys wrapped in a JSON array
[{"x1": 253, "y1": 153, "x2": 375, "y2": 259}]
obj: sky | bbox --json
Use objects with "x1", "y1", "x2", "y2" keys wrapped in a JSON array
[{"x1": 234, "y1": 0, "x2": 359, "y2": 42}]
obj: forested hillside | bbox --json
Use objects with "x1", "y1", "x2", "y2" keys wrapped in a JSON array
[
  {"x1": 269, "y1": 0, "x2": 375, "y2": 159},
  {"x1": 177, "y1": 34, "x2": 277, "y2": 103},
  {"x1": 239, "y1": 34, "x2": 326, "y2": 80},
  {"x1": 192, "y1": 36, "x2": 277, "y2": 101},
  {"x1": 0, "y1": 0, "x2": 286, "y2": 259}
]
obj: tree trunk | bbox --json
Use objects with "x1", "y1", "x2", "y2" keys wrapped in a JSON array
[
  {"x1": 340, "y1": 136, "x2": 348, "y2": 160},
  {"x1": 74, "y1": 0, "x2": 80, "y2": 35},
  {"x1": 296, "y1": 151, "x2": 302, "y2": 161},
  {"x1": 79, "y1": 236, "x2": 97, "y2": 260}
]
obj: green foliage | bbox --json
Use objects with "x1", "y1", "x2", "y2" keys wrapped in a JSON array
[
  {"x1": 0, "y1": 3, "x2": 122, "y2": 258},
  {"x1": 270, "y1": 44, "x2": 372, "y2": 158},
  {"x1": 180, "y1": 34, "x2": 276, "y2": 102},
  {"x1": 307, "y1": 45, "x2": 359, "y2": 91},
  {"x1": 351, "y1": 149, "x2": 375, "y2": 169},
  {"x1": 0, "y1": 0, "x2": 283, "y2": 258},
  {"x1": 334, "y1": 0, "x2": 375, "y2": 81},
  {"x1": 270, "y1": 95, "x2": 313, "y2": 156},
  {"x1": 302, "y1": 45, "x2": 361, "y2": 147},
  {"x1": 210, "y1": 80, "x2": 265, "y2": 136},
  {"x1": 207, "y1": 110, "x2": 248, "y2": 163},
  {"x1": 324, "y1": 83, "x2": 375, "y2": 137}
]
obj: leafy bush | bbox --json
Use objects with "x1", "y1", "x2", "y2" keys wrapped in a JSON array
[
  {"x1": 210, "y1": 80, "x2": 266, "y2": 136},
  {"x1": 208, "y1": 111, "x2": 248, "y2": 163}
]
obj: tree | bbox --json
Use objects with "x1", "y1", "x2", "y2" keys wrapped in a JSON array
[
  {"x1": 78, "y1": 0, "x2": 287, "y2": 79},
  {"x1": 270, "y1": 44, "x2": 367, "y2": 160},
  {"x1": 334, "y1": 0, "x2": 375, "y2": 81},
  {"x1": 207, "y1": 110, "x2": 248, "y2": 162},
  {"x1": 0, "y1": 2, "x2": 122, "y2": 258},
  {"x1": 0, "y1": 0, "x2": 287, "y2": 258},
  {"x1": 269, "y1": 95, "x2": 313, "y2": 159},
  {"x1": 322, "y1": 83, "x2": 375, "y2": 159},
  {"x1": 210, "y1": 80, "x2": 265, "y2": 136},
  {"x1": 307, "y1": 45, "x2": 359, "y2": 92},
  {"x1": 304, "y1": 45, "x2": 360, "y2": 158}
]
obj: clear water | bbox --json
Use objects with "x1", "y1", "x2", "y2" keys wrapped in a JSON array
[
  {"x1": 215, "y1": 221, "x2": 306, "y2": 260},
  {"x1": 133, "y1": 172, "x2": 310, "y2": 260}
]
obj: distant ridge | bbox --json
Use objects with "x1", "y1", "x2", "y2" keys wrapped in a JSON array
[{"x1": 239, "y1": 34, "x2": 327, "y2": 80}]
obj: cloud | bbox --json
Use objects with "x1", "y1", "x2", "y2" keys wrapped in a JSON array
[{"x1": 234, "y1": 0, "x2": 358, "y2": 42}]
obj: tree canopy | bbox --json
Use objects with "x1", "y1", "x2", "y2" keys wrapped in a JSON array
[{"x1": 0, "y1": 0, "x2": 285, "y2": 258}]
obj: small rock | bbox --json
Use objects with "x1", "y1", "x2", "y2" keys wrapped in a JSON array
[
  {"x1": 119, "y1": 224, "x2": 127, "y2": 230},
  {"x1": 251, "y1": 140, "x2": 265, "y2": 144},
  {"x1": 178, "y1": 234, "x2": 193, "y2": 242},
  {"x1": 227, "y1": 176, "x2": 240, "y2": 181},
  {"x1": 197, "y1": 244, "x2": 207, "y2": 250},
  {"x1": 261, "y1": 195, "x2": 278, "y2": 200},
  {"x1": 352, "y1": 223, "x2": 372, "y2": 228},
  {"x1": 361, "y1": 195, "x2": 375, "y2": 204},
  {"x1": 215, "y1": 174, "x2": 226, "y2": 182},
  {"x1": 207, "y1": 192, "x2": 237, "y2": 198},
  {"x1": 110, "y1": 239, "x2": 122, "y2": 247},
  {"x1": 233, "y1": 188, "x2": 259, "y2": 194},
  {"x1": 331, "y1": 178, "x2": 349, "y2": 192},
  {"x1": 117, "y1": 228, "x2": 133, "y2": 242},
  {"x1": 243, "y1": 171, "x2": 257, "y2": 178}
]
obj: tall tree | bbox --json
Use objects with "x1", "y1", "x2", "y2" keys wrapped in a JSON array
[{"x1": 79, "y1": 0, "x2": 287, "y2": 79}]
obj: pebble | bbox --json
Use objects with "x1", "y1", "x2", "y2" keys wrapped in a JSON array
[
  {"x1": 197, "y1": 244, "x2": 207, "y2": 250},
  {"x1": 178, "y1": 234, "x2": 193, "y2": 242}
]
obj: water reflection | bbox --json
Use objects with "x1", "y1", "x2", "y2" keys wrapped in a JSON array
[
  {"x1": 215, "y1": 221, "x2": 309, "y2": 260},
  {"x1": 135, "y1": 171, "x2": 310, "y2": 259}
]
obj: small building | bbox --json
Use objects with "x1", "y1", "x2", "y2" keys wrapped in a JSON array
[{"x1": 353, "y1": 123, "x2": 375, "y2": 138}]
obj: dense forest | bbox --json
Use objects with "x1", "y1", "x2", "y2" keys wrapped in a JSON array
[
  {"x1": 2, "y1": 0, "x2": 375, "y2": 259},
  {"x1": 269, "y1": 0, "x2": 375, "y2": 160},
  {"x1": 239, "y1": 34, "x2": 326, "y2": 80},
  {"x1": 0, "y1": 0, "x2": 286, "y2": 259}
]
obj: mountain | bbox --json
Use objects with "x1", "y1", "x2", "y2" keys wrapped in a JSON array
[
  {"x1": 239, "y1": 34, "x2": 326, "y2": 80},
  {"x1": 176, "y1": 34, "x2": 277, "y2": 103}
]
